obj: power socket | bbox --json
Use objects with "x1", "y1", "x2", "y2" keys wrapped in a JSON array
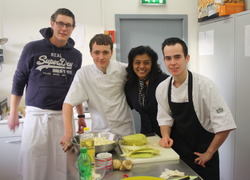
[
  {"x1": 0, "y1": 49, "x2": 3, "y2": 63},
  {"x1": 0, "y1": 57, "x2": 3, "y2": 63}
]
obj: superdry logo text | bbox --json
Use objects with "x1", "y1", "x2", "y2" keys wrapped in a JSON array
[
  {"x1": 35, "y1": 54, "x2": 73, "y2": 76},
  {"x1": 36, "y1": 55, "x2": 73, "y2": 70}
]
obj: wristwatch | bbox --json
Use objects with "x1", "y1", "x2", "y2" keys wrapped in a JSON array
[{"x1": 78, "y1": 115, "x2": 85, "y2": 118}]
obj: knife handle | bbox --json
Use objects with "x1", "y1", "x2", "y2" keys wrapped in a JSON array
[
  {"x1": 145, "y1": 133, "x2": 155, "y2": 137},
  {"x1": 179, "y1": 176, "x2": 190, "y2": 180}
]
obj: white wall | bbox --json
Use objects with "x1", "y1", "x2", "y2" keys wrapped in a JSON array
[
  {"x1": 0, "y1": 1, "x2": 2, "y2": 35},
  {"x1": 0, "y1": 0, "x2": 199, "y2": 107},
  {"x1": 1, "y1": 0, "x2": 249, "y2": 104},
  {"x1": 0, "y1": 0, "x2": 103, "y2": 106},
  {"x1": 247, "y1": 0, "x2": 250, "y2": 9}
]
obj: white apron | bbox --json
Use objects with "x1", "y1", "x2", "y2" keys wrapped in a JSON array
[{"x1": 17, "y1": 106, "x2": 66, "y2": 180}]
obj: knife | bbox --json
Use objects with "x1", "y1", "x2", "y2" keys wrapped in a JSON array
[{"x1": 169, "y1": 176, "x2": 201, "y2": 180}]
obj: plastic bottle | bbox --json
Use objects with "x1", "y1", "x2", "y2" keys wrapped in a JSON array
[
  {"x1": 78, "y1": 147, "x2": 92, "y2": 180},
  {"x1": 80, "y1": 127, "x2": 95, "y2": 165}
]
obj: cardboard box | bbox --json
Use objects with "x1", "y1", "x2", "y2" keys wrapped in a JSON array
[
  {"x1": 219, "y1": 2, "x2": 245, "y2": 16},
  {"x1": 198, "y1": 0, "x2": 223, "y2": 22},
  {"x1": 198, "y1": 0, "x2": 245, "y2": 22}
]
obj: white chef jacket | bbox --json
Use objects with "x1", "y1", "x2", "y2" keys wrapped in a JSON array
[
  {"x1": 156, "y1": 71, "x2": 236, "y2": 134},
  {"x1": 64, "y1": 61, "x2": 135, "y2": 136}
]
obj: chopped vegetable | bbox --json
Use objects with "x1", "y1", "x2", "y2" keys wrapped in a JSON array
[
  {"x1": 130, "y1": 153, "x2": 154, "y2": 158},
  {"x1": 94, "y1": 137, "x2": 114, "y2": 145},
  {"x1": 121, "y1": 134, "x2": 147, "y2": 146},
  {"x1": 121, "y1": 146, "x2": 160, "y2": 158},
  {"x1": 112, "y1": 159, "x2": 133, "y2": 171},
  {"x1": 112, "y1": 159, "x2": 122, "y2": 170},
  {"x1": 122, "y1": 159, "x2": 133, "y2": 170}
]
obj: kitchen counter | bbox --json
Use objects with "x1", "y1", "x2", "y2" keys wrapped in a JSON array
[{"x1": 67, "y1": 146, "x2": 202, "y2": 180}]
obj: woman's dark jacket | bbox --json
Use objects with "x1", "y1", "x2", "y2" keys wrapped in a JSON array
[{"x1": 125, "y1": 73, "x2": 168, "y2": 137}]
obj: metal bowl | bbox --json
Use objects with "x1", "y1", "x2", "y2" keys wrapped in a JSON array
[{"x1": 71, "y1": 132, "x2": 121, "y2": 154}]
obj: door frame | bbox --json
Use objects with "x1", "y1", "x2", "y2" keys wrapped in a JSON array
[
  {"x1": 115, "y1": 14, "x2": 188, "y2": 133},
  {"x1": 115, "y1": 14, "x2": 188, "y2": 61}
]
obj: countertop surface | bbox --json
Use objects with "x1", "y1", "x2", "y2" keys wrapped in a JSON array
[
  {"x1": 0, "y1": 118, "x2": 24, "y2": 125},
  {"x1": 67, "y1": 146, "x2": 202, "y2": 180}
]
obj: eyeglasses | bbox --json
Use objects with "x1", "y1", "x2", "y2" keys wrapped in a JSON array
[{"x1": 54, "y1": 21, "x2": 74, "y2": 29}]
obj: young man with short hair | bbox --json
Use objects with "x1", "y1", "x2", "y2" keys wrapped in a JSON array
[
  {"x1": 8, "y1": 8, "x2": 82, "y2": 180},
  {"x1": 156, "y1": 37, "x2": 236, "y2": 180},
  {"x1": 61, "y1": 34, "x2": 135, "y2": 151}
]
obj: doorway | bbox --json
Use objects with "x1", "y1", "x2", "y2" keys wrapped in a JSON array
[
  {"x1": 115, "y1": 14, "x2": 188, "y2": 73},
  {"x1": 115, "y1": 14, "x2": 188, "y2": 132}
]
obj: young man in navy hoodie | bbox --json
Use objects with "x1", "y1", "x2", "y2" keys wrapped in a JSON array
[{"x1": 8, "y1": 8, "x2": 83, "y2": 180}]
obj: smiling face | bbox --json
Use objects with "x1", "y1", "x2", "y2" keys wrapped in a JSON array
[
  {"x1": 133, "y1": 53, "x2": 152, "y2": 80},
  {"x1": 50, "y1": 14, "x2": 74, "y2": 47},
  {"x1": 90, "y1": 42, "x2": 113, "y2": 73},
  {"x1": 163, "y1": 43, "x2": 189, "y2": 78}
]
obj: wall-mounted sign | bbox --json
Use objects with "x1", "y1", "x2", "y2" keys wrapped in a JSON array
[
  {"x1": 141, "y1": 0, "x2": 166, "y2": 5},
  {"x1": 104, "y1": 30, "x2": 116, "y2": 43}
]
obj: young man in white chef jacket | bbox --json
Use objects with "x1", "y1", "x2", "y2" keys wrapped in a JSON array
[
  {"x1": 61, "y1": 34, "x2": 135, "y2": 151},
  {"x1": 156, "y1": 37, "x2": 236, "y2": 180}
]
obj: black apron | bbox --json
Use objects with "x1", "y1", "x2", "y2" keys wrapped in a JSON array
[{"x1": 168, "y1": 71, "x2": 220, "y2": 180}]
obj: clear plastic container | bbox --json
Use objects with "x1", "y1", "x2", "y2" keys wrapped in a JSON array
[{"x1": 80, "y1": 127, "x2": 95, "y2": 165}]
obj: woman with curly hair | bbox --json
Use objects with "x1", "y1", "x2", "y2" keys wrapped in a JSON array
[{"x1": 125, "y1": 45, "x2": 169, "y2": 137}]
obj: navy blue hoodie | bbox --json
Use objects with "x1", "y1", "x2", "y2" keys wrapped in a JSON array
[{"x1": 12, "y1": 27, "x2": 82, "y2": 110}]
